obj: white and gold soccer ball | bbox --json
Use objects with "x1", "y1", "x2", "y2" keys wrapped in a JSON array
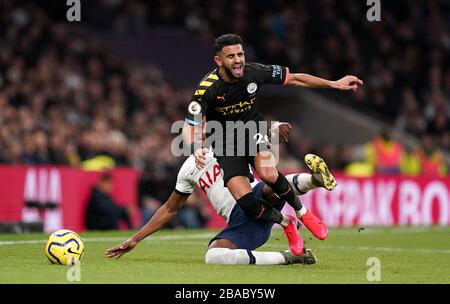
[{"x1": 45, "y1": 229, "x2": 85, "y2": 265}]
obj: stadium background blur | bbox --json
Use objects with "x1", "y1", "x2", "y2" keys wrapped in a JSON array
[{"x1": 0, "y1": 0, "x2": 449, "y2": 231}]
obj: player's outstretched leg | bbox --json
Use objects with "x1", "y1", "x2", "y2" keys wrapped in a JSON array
[
  {"x1": 291, "y1": 154, "x2": 337, "y2": 241},
  {"x1": 282, "y1": 215, "x2": 304, "y2": 256},
  {"x1": 254, "y1": 151, "x2": 305, "y2": 211},
  {"x1": 299, "y1": 210, "x2": 329, "y2": 240},
  {"x1": 254, "y1": 195, "x2": 304, "y2": 256},
  {"x1": 304, "y1": 153, "x2": 337, "y2": 191},
  {"x1": 204, "y1": 247, "x2": 316, "y2": 265},
  {"x1": 281, "y1": 248, "x2": 317, "y2": 265},
  {"x1": 237, "y1": 193, "x2": 304, "y2": 255},
  {"x1": 260, "y1": 169, "x2": 328, "y2": 241},
  {"x1": 286, "y1": 153, "x2": 337, "y2": 195},
  {"x1": 229, "y1": 176, "x2": 304, "y2": 256}
]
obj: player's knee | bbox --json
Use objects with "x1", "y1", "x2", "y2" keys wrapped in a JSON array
[
  {"x1": 205, "y1": 248, "x2": 249, "y2": 265},
  {"x1": 258, "y1": 168, "x2": 278, "y2": 185},
  {"x1": 204, "y1": 248, "x2": 217, "y2": 264},
  {"x1": 205, "y1": 248, "x2": 228, "y2": 264},
  {"x1": 236, "y1": 192, "x2": 262, "y2": 219}
]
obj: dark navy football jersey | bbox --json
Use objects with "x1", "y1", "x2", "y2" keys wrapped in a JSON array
[
  {"x1": 185, "y1": 62, "x2": 289, "y2": 126},
  {"x1": 185, "y1": 62, "x2": 289, "y2": 155}
]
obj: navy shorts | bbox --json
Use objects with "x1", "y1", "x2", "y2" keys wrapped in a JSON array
[{"x1": 209, "y1": 181, "x2": 285, "y2": 251}]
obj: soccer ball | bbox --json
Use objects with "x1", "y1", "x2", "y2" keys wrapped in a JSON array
[{"x1": 45, "y1": 229, "x2": 85, "y2": 265}]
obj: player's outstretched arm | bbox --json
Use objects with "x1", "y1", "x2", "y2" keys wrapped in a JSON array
[
  {"x1": 182, "y1": 123, "x2": 208, "y2": 169},
  {"x1": 269, "y1": 122, "x2": 292, "y2": 144},
  {"x1": 286, "y1": 73, "x2": 363, "y2": 91},
  {"x1": 105, "y1": 192, "x2": 188, "y2": 259}
]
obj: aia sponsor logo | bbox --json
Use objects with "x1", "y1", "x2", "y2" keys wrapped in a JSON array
[
  {"x1": 198, "y1": 164, "x2": 221, "y2": 191},
  {"x1": 22, "y1": 168, "x2": 62, "y2": 232}
]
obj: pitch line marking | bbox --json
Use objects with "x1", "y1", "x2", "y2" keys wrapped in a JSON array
[
  {"x1": 315, "y1": 245, "x2": 450, "y2": 254},
  {"x1": 0, "y1": 232, "x2": 215, "y2": 246},
  {"x1": 1, "y1": 231, "x2": 450, "y2": 255}
]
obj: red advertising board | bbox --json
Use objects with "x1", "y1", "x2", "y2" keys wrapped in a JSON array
[
  {"x1": 280, "y1": 174, "x2": 450, "y2": 227},
  {"x1": 0, "y1": 165, "x2": 140, "y2": 232},
  {"x1": 1, "y1": 165, "x2": 449, "y2": 231}
]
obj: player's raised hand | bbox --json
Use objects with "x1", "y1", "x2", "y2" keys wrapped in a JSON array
[
  {"x1": 333, "y1": 75, "x2": 363, "y2": 91},
  {"x1": 194, "y1": 148, "x2": 208, "y2": 169},
  {"x1": 105, "y1": 238, "x2": 138, "y2": 259},
  {"x1": 270, "y1": 122, "x2": 292, "y2": 144}
]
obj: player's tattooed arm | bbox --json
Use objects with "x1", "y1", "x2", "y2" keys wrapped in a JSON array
[
  {"x1": 286, "y1": 73, "x2": 363, "y2": 91},
  {"x1": 105, "y1": 192, "x2": 189, "y2": 259}
]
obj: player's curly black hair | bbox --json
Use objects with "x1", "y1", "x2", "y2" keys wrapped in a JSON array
[{"x1": 213, "y1": 34, "x2": 243, "y2": 54}]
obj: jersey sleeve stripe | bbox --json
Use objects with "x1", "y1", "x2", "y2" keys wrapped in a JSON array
[
  {"x1": 207, "y1": 74, "x2": 218, "y2": 80},
  {"x1": 194, "y1": 89, "x2": 206, "y2": 96},
  {"x1": 174, "y1": 189, "x2": 192, "y2": 196},
  {"x1": 199, "y1": 81, "x2": 214, "y2": 87}
]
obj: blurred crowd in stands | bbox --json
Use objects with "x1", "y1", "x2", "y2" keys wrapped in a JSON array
[
  {"x1": 80, "y1": 0, "x2": 450, "y2": 168},
  {"x1": 79, "y1": 1, "x2": 449, "y2": 140},
  {"x1": 0, "y1": 1, "x2": 210, "y2": 228},
  {"x1": 0, "y1": 1, "x2": 449, "y2": 228}
]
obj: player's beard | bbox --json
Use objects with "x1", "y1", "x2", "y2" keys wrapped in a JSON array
[{"x1": 223, "y1": 63, "x2": 244, "y2": 80}]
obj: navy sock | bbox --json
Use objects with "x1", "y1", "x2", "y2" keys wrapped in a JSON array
[{"x1": 268, "y1": 172, "x2": 303, "y2": 211}]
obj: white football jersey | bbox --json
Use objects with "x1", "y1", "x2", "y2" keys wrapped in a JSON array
[{"x1": 175, "y1": 149, "x2": 238, "y2": 222}]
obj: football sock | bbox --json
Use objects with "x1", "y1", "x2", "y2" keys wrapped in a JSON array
[
  {"x1": 286, "y1": 173, "x2": 317, "y2": 195},
  {"x1": 236, "y1": 192, "x2": 284, "y2": 224},
  {"x1": 280, "y1": 214, "x2": 290, "y2": 227},
  {"x1": 267, "y1": 172, "x2": 304, "y2": 211},
  {"x1": 205, "y1": 248, "x2": 286, "y2": 265},
  {"x1": 296, "y1": 206, "x2": 308, "y2": 218}
]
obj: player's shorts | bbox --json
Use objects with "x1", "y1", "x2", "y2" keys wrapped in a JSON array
[
  {"x1": 209, "y1": 181, "x2": 285, "y2": 251},
  {"x1": 215, "y1": 151, "x2": 275, "y2": 186},
  {"x1": 213, "y1": 126, "x2": 272, "y2": 185},
  {"x1": 215, "y1": 155, "x2": 256, "y2": 185}
]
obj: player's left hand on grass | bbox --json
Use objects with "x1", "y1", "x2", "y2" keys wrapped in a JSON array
[
  {"x1": 333, "y1": 75, "x2": 363, "y2": 91},
  {"x1": 105, "y1": 239, "x2": 138, "y2": 259}
]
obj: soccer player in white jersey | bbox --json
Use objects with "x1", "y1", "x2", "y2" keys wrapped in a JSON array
[{"x1": 106, "y1": 134, "x2": 336, "y2": 265}]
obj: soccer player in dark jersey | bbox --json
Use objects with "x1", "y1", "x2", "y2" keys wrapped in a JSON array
[{"x1": 183, "y1": 34, "x2": 362, "y2": 243}]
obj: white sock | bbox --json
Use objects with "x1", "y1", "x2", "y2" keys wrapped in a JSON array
[
  {"x1": 205, "y1": 248, "x2": 286, "y2": 265},
  {"x1": 286, "y1": 173, "x2": 317, "y2": 195},
  {"x1": 296, "y1": 206, "x2": 307, "y2": 218},
  {"x1": 280, "y1": 214, "x2": 290, "y2": 227}
]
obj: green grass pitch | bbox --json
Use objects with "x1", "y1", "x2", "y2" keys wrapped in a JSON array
[{"x1": 0, "y1": 227, "x2": 449, "y2": 284}]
